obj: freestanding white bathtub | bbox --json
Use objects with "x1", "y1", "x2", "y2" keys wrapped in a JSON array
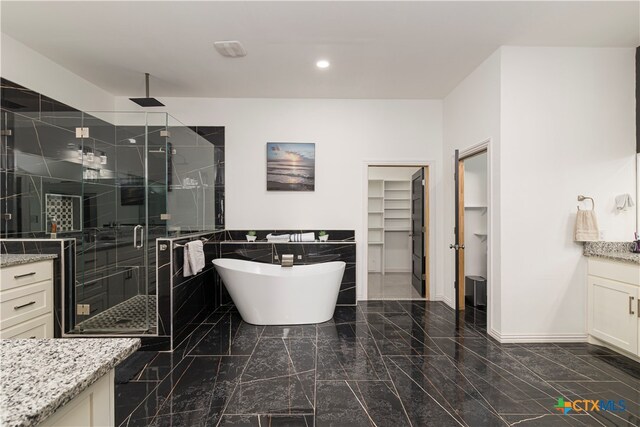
[{"x1": 212, "y1": 258, "x2": 346, "y2": 325}]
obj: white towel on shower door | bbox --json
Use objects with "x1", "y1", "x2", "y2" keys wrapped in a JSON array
[{"x1": 183, "y1": 240, "x2": 205, "y2": 277}]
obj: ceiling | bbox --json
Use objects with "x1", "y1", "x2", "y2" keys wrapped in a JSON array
[{"x1": 1, "y1": 1, "x2": 638, "y2": 99}]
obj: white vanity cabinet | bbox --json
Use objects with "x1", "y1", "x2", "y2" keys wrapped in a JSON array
[
  {"x1": 40, "y1": 370, "x2": 114, "y2": 427},
  {"x1": 587, "y1": 258, "x2": 640, "y2": 357},
  {"x1": 0, "y1": 260, "x2": 54, "y2": 338}
]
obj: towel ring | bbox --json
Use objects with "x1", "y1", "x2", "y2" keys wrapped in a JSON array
[{"x1": 577, "y1": 195, "x2": 594, "y2": 211}]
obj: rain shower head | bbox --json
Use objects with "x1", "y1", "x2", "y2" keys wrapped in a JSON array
[
  {"x1": 130, "y1": 73, "x2": 165, "y2": 107},
  {"x1": 130, "y1": 97, "x2": 164, "y2": 107}
]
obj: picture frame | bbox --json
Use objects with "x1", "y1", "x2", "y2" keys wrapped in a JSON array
[{"x1": 266, "y1": 142, "x2": 315, "y2": 191}]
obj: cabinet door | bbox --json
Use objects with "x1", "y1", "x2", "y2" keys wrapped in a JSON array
[
  {"x1": 41, "y1": 370, "x2": 114, "y2": 426},
  {"x1": 588, "y1": 275, "x2": 639, "y2": 354}
]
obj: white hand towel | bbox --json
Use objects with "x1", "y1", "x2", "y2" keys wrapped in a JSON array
[
  {"x1": 183, "y1": 240, "x2": 205, "y2": 277},
  {"x1": 290, "y1": 232, "x2": 315, "y2": 242},
  {"x1": 183, "y1": 246, "x2": 193, "y2": 277},
  {"x1": 266, "y1": 233, "x2": 290, "y2": 242},
  {"x1": 574, "y1": 210, "x2": 599, "y2": 242},
  {"x1": 615, "y1": 194, "x2": 635, "y2": 211}
]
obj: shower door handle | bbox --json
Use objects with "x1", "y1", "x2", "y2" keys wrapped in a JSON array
[
  {"x1": 138, "y1": 226, "x2": 144, "y2": 249},
  {"x1": 133, "y1": 225, "x2": 144, "y2": 249}
]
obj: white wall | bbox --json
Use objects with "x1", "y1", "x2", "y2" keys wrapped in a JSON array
[
  {"x1": 444, "y1": 46, "x2": 635, "y2": 342},
  {"x1": 499, "y1": 47, "x2": 636, "y2": 341},
  {"x1": 368, "y1": 166, "x2": 420, "y2": 181},
  {"x1": 115, "y1": 96, "x2": 443, "y2": 300},
  {"x1": 443, "y1": 50, "x2": 502, "y2": 333},
  {"x1": 0, "y1": 34, "x2": 115, "y2": 112}
]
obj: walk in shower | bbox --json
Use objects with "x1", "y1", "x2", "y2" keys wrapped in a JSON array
[{"x1": 0, "y1": 83, "x2": 222, "y2": 337}]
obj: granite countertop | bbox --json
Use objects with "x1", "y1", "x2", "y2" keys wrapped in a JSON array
[
  {"x1": 583, "y1": 241, "x2": 640, "y2": 265},
  {"x1": 0, "y1": 338, "x2": 140, "y2": 427},
  {"x1": 0, "y1": 254, "x2": 58, "y2": 268}
]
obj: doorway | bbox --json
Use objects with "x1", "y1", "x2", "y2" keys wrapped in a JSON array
[
  {"x1": 367, "y1": 165, "x2": 429, "y2": 299},
  {"x1": 453, "y1": 149, "x2": 488, "y2": 330}
]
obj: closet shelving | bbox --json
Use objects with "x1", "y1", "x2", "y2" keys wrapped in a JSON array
[
  {"x1": 368, "y1": 179, "x2": 412, "y2": 274},
  {"x1": 383, "y1": 180, "x2": 411, "y2": 232},
  {"x1": 368, "y1": 180, "x2": 385, "y2": 246},
  {"x1": 465, "y1": 204, "x2": 488, "y2": 239},
  {"x1": 464, "y1": 205, "x2": 487, "y2": 214}
]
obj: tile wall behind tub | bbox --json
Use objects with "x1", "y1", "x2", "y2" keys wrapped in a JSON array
[
  {"x1": 0, "y1": 238, "x2": 75, "y2": 338},
  {"x1": 223, "y1": 229, "x2": 354, "y2": 242},
  {"x1": 156, "y1": 232, "x2": 225, "y2": 350},
  {"x1": 219, "y1": 230, "x2": 356, "y2": 305}
]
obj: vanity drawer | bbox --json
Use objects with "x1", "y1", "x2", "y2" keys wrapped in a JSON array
[
  {"x1": 588, "y1": 258, "x2": 640, "y2": 286},
  {"x1": 0, "y1": 261, "x2": 53, "y2": 291},
  {"x1": 0, "y1": 313, "x2": 52, "y2": 339},
  {"x1": 0, "y1": 281, "x2": 53, "y2": 329}
]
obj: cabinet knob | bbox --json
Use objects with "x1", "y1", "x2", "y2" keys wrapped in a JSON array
[{"x1": 629, "y1": 296, "x2": 635, "y2": 315}]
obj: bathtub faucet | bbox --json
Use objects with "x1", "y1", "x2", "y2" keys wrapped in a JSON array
[{"x1": 280, "y1": 254, "x2": 294, "y2": 267}]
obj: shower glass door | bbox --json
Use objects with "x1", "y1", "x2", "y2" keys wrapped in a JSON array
[
  {"x1": 73, "y1": 111, "x2": 164, "y2": 334},
  {"x1": 68, "y1": 111, "x2": 215, "y2": 336}
]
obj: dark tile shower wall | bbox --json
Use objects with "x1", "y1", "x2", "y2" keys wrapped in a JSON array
[
  {"x1": 188, "y1": 126, "x2": 225, "y2": 229},
  {"x1": 153, "y1": 239, "x2": 173, "y2": 350},
  {"x1": 1, "y1": 77, "x2": 225, "y2": 240},
  {"x1": 1, "y1": 78, "x2": 226, "y2": 348},
  {"x1": 1, "y1": 78, "x2": 104, "y2": 239}
]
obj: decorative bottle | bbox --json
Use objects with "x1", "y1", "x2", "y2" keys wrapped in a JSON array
[{"x1": 50, "y1": 216, "x2": 57, "y2": 239}]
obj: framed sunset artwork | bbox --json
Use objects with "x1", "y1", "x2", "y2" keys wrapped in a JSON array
[{"x1": 266, "y1": 142, "x2": 315, "y2": 191}]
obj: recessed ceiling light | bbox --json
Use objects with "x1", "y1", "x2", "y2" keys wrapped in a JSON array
[{"x1": 316, "y1": 60, "x2": 330, "y2": 69}]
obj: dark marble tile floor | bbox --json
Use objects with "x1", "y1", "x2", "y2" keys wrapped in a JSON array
[{"x1": 115, "y1": 301, "x2": 640, "y2": 426}]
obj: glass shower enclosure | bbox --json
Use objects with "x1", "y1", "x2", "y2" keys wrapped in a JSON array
[
  {"x1": 71, "y1": 112, "x2": 217, "y2": 335},
  {"x1": 0, "y1": 103, "x2": 217, "y2": 336}
]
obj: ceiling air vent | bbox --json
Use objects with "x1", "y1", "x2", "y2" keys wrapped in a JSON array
[{"x1": 214, "y1": 41, "x2": 247, "y2": 58}]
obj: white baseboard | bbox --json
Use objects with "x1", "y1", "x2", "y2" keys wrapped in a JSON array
[
  {"x1": 490, "y1": 330, "x2": 588, "y2": 344},
  {"x1": 431, "y1": 295, "x2": 455, "y2": 309},
  {"x1": 487, "y1": 328, "x2": 501, "y2": 343}
]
